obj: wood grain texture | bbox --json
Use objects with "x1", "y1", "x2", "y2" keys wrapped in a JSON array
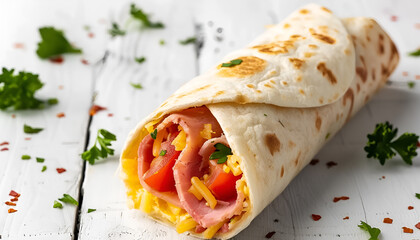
[{"x1": 1, "y1": 0, "x2": 420, "y2": 239}]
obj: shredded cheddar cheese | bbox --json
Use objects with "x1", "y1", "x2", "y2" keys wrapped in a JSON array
[
  {"x1": 203, "y1": 220, "x2": 227, "y2": 239},
  {"x1": 176, "y1": 217, "x2": 198, "y2": 233},
  {"x1": 223, "y1": 164, "x2": 231, "y2": 173},
  {"x1": 145, "y1": 119, "x2": 160, "y2": 133},
  {"x1": 172, "y1": 129, "x2": 186, "y2": 151},
  {"x1": 191, "y1": 176, "x2": 217, "y2": 209},
  {"x1": 188, "y1": 184, "x2": 203, "y2": 200},
  {"x1": 227, "y1": 155, "x2": 242, "y2": 176},
  {"x1": 199, "y1": 124, "x2": 215, "y2": 139},
  {"x1": 152, "y1": 130, "x2": 166, "y2": 157},
  {"x1": 140, "y1": 190, "x2": 153, "y2": 213}
]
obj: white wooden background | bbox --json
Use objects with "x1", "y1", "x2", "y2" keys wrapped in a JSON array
[{"x1": 1, "y1": 0, "x2": 420, "y2": 239}]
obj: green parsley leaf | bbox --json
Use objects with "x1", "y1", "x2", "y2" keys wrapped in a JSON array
[
  {"x1": 36, "y1": 157, "x2": 45, "y2": 163},
  {"x1": 21, "y1": 155, "x2": 31, "y2": 160},
  {"x1": 135, "y1": 57, "x2": 146, "y2": 64},
  {"x1": 108, "y1": 22, "x2": 126, "y2": 37},
  {"x1": 24, "y1": 124, "x2": 43, "y2": 134},
  {"x1": 325, "y1": 133, "x2": 331, "y2": 140},
  {"x1": 0, "y1": 68, "x2": 45, "y2": 110},
  {"x1": 179, "y1": 37, "x2": 196, "y2": 45},
  {"x1": 87, "y1": 208, "x2": 96, "y2": 213},
  {"x1": 416, "y1": 193, "x2": 420, "y2": 199},
  {"x1": 159, "y1": 39, "x2": 165, "y2": 45},
  {"x1": 358, "y1": 221, "x2": 380, "y2": 240},
  {"x1": 47, "y1": 98, "x2": 59, "y2": 105},
  {"x1": 130, "y1": 4, "x2": 164, "y2": 29},
  {"x1": 159, "y1": 150, "x2": 167, "y2": 156},
  {"x1": 364, "y1": 121, "x2": 419, "y2": 165},
  {"x1": 58, "y1": 194, "x2": 78, "y2": 206},
  {"x1": 53, "y1": 200, "x2": 63, "y2": 209},
  {"x1": 130, "y1": 82, "x2": 143, "y2": 89},
  {"x1": 264, "y1": 114, "x2": 267, "y2": 116},
  {"x1": 81, "y1": 129, "x2": 117, "y2": 165},
  {"x1": 150, "y1": 129, "x2": 158, "y2": 140},
  {"x1": 41, "y1": 165, "x2": 47, "y2": 172},
  {"x1": 221, "y1": 59, "x2": 243, "y2": 67},
  {"x1": 209, "y1": 143, "x2": 232, "y2": 164},
  {"x1": 408, "y1": 81, "x2": 416, "y2": 89},
  {"x1": 36, "y1": 27, "x2": 82, "y2": 59},
  {"x1": 408, "y1": 49, "x2": 420, "y2": 57}
]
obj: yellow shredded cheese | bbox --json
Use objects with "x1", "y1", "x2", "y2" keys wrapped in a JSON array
[
  {"x1": 191, "y1": 177, "x2": 217, "y2": 209},
  {"x1": 203, "y1": 220, "x2": 226, "y2": 239},
  {"x1": 223, "y1": 164, "x2": 231, "y2": 173},
  {"x1": 172, "y1": 129, "x2": 186, "y2": 151},
  {"x1": 188, "y1": 184, "x2": 203, "y2": 200},
  {"x1": 227, "y1": 155, "x2": 242, "y2": 176},
  {"x1": 199, "y1": 124, "x2": 215, "y2": 139},
  {"x1": 203, "y1": 174, "x2": 209, "y2": 182},
  {"x1": 145, "y1": 119, "x2": 160, "y2": 133},
  {"x1": 140, "y1": 190, "x2": 153, "y2": 213},
  {"x1": 152, "y1": 130, "x2": 166, "y2": 157},
  {"x1": 176, "y1": 217, "x2": 198, "y2": 233}
]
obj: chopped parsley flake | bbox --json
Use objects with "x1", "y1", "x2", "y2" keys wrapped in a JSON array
[
  {"x1": 159, "y1": 150, "x2": 167, "y2": 156},
  {"x1": 209, "y1": 143, "x2": 232, "y2": 164},
  {"x1": 24, "y1": 124, "x2": 43, "y2": 134},
  {"x1": 221, "y1": 59, "x2": 242, "y2": 67},
  {"x1": 150, "y1": 129, "x2": 158, "y2": 139}
]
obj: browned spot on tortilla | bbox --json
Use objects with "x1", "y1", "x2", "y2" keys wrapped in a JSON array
[
  {"x1": 317, "y1": 62, "x2": 337, "y2": 84},
  {"x1": 379, "y1": 33, "x2": 384, "y2": 40},
  {"x1": 315, "y1": 114, "x2": 322, "y2": 131},
  {"x1": 290, "y1": 34, "x2": 303, "y2": 39},
  {"x1": 176, "y1": 84, "x2": 211, "y2": 98},
  {"x1": 366, "y1": 36, "x2": 371, "y2": 42},
  {"x1": 378, "y1": 33, "x2": 385, "y2": 55},
  {"x1": 213, "y1": 90, "x2": 225, "y2": 97},
  {"x1": 319, "y1": 97, "x2": 324, "y2": 104},
  {"x1": 235, "y1": 94, "x2": 250, "y2": 104},
  {"x1": 294, "y1": 151, "x2": 302, "y2": 166},
  {"x1": 336, "y1": 114, "x2": 340, "y2": 121},
  {"x1": 351, "y1": 35, "x2": 357, "y2": 42},
  {"x1": 296, "y1": 76, "x2": 302, "y2": 82},
  {"x1": 310, "y1": 28, "x2": 336, "y2": 44},
  {"x1": 264, "y1": 83, "x2": 273, "y2": 88},
  {"x1": 252, "y1": 41, "x2": 294, "y2": 55},
  {"x1": 304, "y1": 52, "x2": 315, "y2": 58},
  {"x1": 372, "y1": 68, "x2": 376, "y2": 81},
  {"x1": 246, "y1": 84, "x2": 255, "y2": 88},
  {"x1": 281, "y1": 81, "x2": 288, "y2": 86},
  {"x1": 265, "y1": 133, "x2": 280, "y2": 156},
  {"x1": 356, "y1": 67, "x2": 367, "y2": 83},
  {"x1": 288, "y1": 141, "x2": 296, "y2": 148},
  {"x1": 289, "y1": 58, "x2": 305, "y2": 69},
  {"x1": 360, "y1": 56, "x2": 365, "y2": 65},
  {"x1": 256, "y1": 90, "x2": 262, "y2": 93},
  {"x1": 357, "y1": 83, "x2": 360, "y2": 93},
  {"x1": 342, "y1": 88, "x2": 354, "y2": 122},
  {"x1": 321, "y1": 6, "x2": 332, "y2": 13},
  {"x1": 300, "y1": 9, "x2": 309, "y2": 14},
  {"x1": 270, "y1": 79, "x2": 276, "y2": 84},
  {"x1": 283, "y1": 23, "x2": 290, "y2": 29},
  {"x1": 308, "y1": 44, "x2": 318, "y2": 49},
  {"x1": 318, "y1": 25, "x2": 329, "y2": 34},
  {"x1": 299, "y1": 89, "x2": 305, "y2": 95},
  {"x1": 389, "y1": 40, "x2": 399, "y2": 64},
  {"x1": 217, "y1": 56, "x2": 266, "y2": 78},
  {"x1": 344, "y1": 48, "x2": 351, "y2": 55},
  {"x1": 381, "y1": 64, "x2": 389, "y2": 79},
  {"x1": 364, "y1": 95, "x2": 370, "y2": 103},
  {"x1": 280, "y1": 166, "x2": 285, "y2": 178}
]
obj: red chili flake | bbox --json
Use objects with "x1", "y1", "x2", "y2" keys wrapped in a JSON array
[
  {"x1": 1, "y1": 147, "x2": 8, "y2": 151},
  {"x1": 402, "y1": 71, "x2": 409, "y2": 76},
  {"x1": 81, "y1": 59, "x2": 89, "y2": 65},
  {"x1": 390, "y1": 15, "x2": 398, "y2": 22},
  {"x1": 57, "y1": 112, "x2": 65, "y2": 118},
  {"x1": 13, "y1": 43, "x2": 25, "y2": 49},
  {"x1": 326, "y1": 161, "x2": 337, "y2": 168},
  {"x1": 24, "y1": 137, "x2": 31, "y2": 141},
  {"x1": 417, "y1": 141, "x2": 420, "y2": 147},
  {"x1": 382, "y1": 176, "x2": 386, "y2": 179},
  {"x1": 8, "y1": 208, "x2": 17, "y2": 213},
  {"x1": 108, "y1": 113, "x2": 114, "y2": 117},
  {"x1": 0, "y1": 142, "x2": 9, "y2": 146},
  {"x1": 343, "y1": 216, "x2": 349, "y2": 220},
  {"x1": 265, "y1": 231, "x2": 276, "y2": 239},
  {"x1": 402, "y1": 227, "x2": 413, "y2": 233},
  {"x1": 408, "y1": 206, "x2": 414, "y2": 210},
  {"x1": 49, "y1": 56, "x2": 64, "y2": 64},
  {"x1": 416, "y1": 23, "x2": 420, "y2": 29},
  {"x1": 5, "y1": 201, "x2": 16, "y2": 206},
  {"x1": 273, "y1": 219, "x2": 279, "y2": 223},
  {"x1": 58, "y1": 85, "x2": 64, "y2": 90},
  {"x1": 11, "y1": 114, "x2": 16, "y2": 118},
  {"x1": 416, "y1": 75, "x2": 420, "y2": 80},
  {"x1": 56, "y1": 168, "x2": 66, "y2": 174},
  {"x1": 88, "y1": 32, "x2": 95, "y2": 38},
  {"x1": 333, "y1": 196, "x2": 350, "y2": 202},
  {"x1": 89, "y1": 105, "x2": 107, "y2": 116},
  {"x1": 9, "y1": 190, "x2": 20, "y2": 198},
  {"x1": 10, "y1": 197, "x2": 19, "y2": 202},
  {"x1": 415, "y1": 222, "x2": 420, "y2": 230},
  {"x1": 383, "y1": 218, "x2": 393, "y2": 224},
  {"x1": 310, "y1": 159, "x2": 319, "y2": 165},
  {"x1": 311, "y1": 214, "x2": 321, "y2": 221}
]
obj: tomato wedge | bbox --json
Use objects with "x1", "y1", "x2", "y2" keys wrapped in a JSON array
[
  {"x1": 143, "y1": 131, "x2": 180, "y2": 192},
  {"x1": 205, "y1": 161, "x2": 242, "y2": 201}
]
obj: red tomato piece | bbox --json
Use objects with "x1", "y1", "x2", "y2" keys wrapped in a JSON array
[{"x1": 205, "y1": 162, "x2": 241, "y2": 201}]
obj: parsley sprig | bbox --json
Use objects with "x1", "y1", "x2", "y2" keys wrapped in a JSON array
[
  {"x1": 358, "y1": 221, "x2": 380, "y2": 240},
  {"x1": 209, "y1": 143, "x2": 232, "y2": 164},
  {"x1": 109, "y1": 22, "x2": 126, "y2": 37},
  {"x1": 408, "y1": 49, "x2": 420, "y2": 57},
  {"x1": 36, "y1": 27, "x2": 82, "y2": 59},
  {"x1": 130, "y1": 4, "x2": 164, "y2": 29},
  {"x1": 221, "y1": 59, "x2": 243, "y2": 67},
  {"x1": 81, "y1": 129, "x2": 117, "y2": 165},
  {"x1": 364, "y1": 122, "x2": 419, "y2": 165},
  {"x1": 24, "y1": 124, "x2": 43, "y2": 134},
  {"x1": 179, "y1": 37, "x2": 197, "y2": 45}
]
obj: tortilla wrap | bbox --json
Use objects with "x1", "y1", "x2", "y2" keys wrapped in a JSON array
[{"x1": 120, "y1": 4, "x2": 399, "y2": 239}]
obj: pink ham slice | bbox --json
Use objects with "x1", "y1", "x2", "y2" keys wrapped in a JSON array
[{"x1": 138, "y1": 106, "x2": 244, "y2": 229}]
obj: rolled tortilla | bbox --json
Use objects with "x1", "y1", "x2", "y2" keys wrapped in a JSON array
[{"x1": 120, "y1": 4, "x2": 399, "y2": 239}]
